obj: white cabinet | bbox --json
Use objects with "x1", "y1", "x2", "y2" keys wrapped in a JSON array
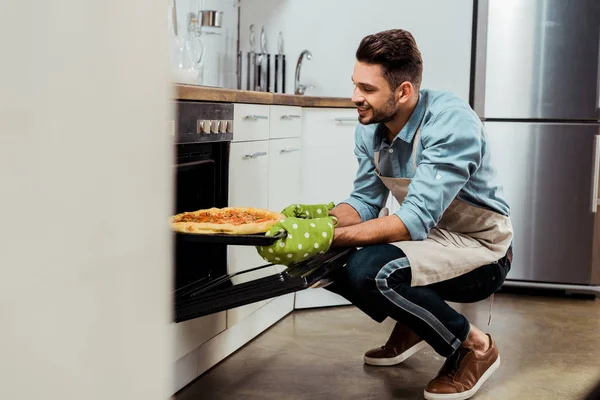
[
  {"x1": 268, "y1": 138, "x2": 302, "y2": 213},
  {"x1": 227, "y1": 139, "x2": 277, "y2": 327},
  {"x1": 300, "y1": 108, "x2": 358, "y2": 205},
  {"x1": 270, "y1": 106, "x2": 303, "y2": 139},
  {"x1": 229, "y1": 140, "x2": 270, "y2": 207},
  {"x1": 226, "y1": 104, "x2": 298, "y2": 327},
  {"x1": 296, "y1": 107, "x2": 358, "y2": 309},
  {"x1": 269, "y1": 107, "x2": 303, "y2": 275},
  {"x1": 233, "y1": 104, "x2": 270, "y2": 142}
]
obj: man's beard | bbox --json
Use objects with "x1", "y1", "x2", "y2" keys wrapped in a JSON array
[{"x1": 357, "y1": 94, "x2": 398, "y2": 125}]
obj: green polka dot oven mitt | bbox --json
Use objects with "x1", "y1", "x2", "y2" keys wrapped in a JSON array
[
  {"x1": 256, "y1": 202, "x2": 338, "y2": 266},
  {"x1": 280, "y1": 202, "x2": 335, "y2": 219}
]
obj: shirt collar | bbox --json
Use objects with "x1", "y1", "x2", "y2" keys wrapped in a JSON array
[{"x1": 373, "y1": 91, "x2": 426, "y2": 150}]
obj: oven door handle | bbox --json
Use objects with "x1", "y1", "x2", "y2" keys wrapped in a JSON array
[
  {"x1": 242, "y1": 151, "x2": 267, "y2": 159},
  {"x1": 176, "y1": 159, "x2": 215, "y2": 171}
]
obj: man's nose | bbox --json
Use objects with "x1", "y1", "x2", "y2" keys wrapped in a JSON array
[{"x1": 352, "y1": 87, "x2": 364, "y2": 105}]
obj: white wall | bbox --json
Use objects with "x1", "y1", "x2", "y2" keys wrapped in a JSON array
[
  {"x1": 172, "y1": 0, "x2": 239, "y2": 88},
  {"x1": 240, "y1": 0, "x2": 473, "y2": 100},
  {"x1": 0, "y1": 1, "x2": 172, "y2": 400}
]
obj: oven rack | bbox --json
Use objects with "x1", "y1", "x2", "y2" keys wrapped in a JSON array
[{"x1": 173, "y1": 247, "x2": 356, "y2": 322}]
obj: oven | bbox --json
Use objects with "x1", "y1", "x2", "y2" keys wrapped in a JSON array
[
  {"x1": 172, "y1": 101, "x2": 355, "y2": 323},
  {"x1": 173, "y1": 102, "x2": 231, "y2": 294}
]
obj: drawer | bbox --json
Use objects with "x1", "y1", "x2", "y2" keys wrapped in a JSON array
[
  {"x1": 269, "y1": 106, "x2": 302, "y2": 139},
  {"x1": 233, "y1": 104, "x2": 270, "y2": 142}
]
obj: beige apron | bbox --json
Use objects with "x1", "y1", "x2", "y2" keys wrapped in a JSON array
[{"x1": 375, "y1": 115, "x2": 513, "y2": 288}]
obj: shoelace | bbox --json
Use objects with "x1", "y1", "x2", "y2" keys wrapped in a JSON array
[{"x1": 488, "y1": 293, "x2": 494, "y2": 326}]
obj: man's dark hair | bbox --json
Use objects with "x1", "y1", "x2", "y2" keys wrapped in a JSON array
[{"x1": 356, "y1": 29, "x2": 423, "y2": 91}]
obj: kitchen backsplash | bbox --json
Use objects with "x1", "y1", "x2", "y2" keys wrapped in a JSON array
[
  {"x1": 170, "y1": 0, "x2": 238, "y2": 88},
  {"x1": 169, "y1": 0, "x2": 474, "y2": 98},
  {"x1": 239, "y1": 0, "x2": 474, "y2": 99}
]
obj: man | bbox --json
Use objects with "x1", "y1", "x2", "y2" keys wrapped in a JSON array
[{"x1": 326, "y1": 29, "x2": 514, "y2": 400}]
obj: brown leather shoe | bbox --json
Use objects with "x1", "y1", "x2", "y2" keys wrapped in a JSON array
[
  {"x1": 364, "y1": 322, "x2": 428, "y2": 366},
  {"x1": 424, "y1": 334, "x2": 500, "y2": 400}
]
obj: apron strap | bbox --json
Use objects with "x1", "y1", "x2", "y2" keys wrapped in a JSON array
[
  {"x1": 411, "y1": 99, "x2": 427, "y2": 171},
  {"x1": 374, "y1": 151, "x2": 381, "y2": 175},
  {"x1": 412, "y1": 127, "x2": 422, "y2": 171},
  {"x1": 375, "y1": 97, "x2": 427, "y2": 174}
]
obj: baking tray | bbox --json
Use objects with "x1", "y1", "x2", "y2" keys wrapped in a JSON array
[
  {"x1": 174, "y1": 230, "x2": 287, "y2": 246},
  {"x1": 174, "y1": 247, "x2": 356, "y2": 322}
]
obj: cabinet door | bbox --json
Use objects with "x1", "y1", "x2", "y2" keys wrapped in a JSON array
[
  {"x1": 233, "y1": 104, "x2": 270, "y2": 142},
  {"x1": 268, "y1": 138, "x2": 302, "y2": 213},
  {"x1": 296, "y1": 108, "x2": 357, "y2": 309},
  {"x1": 229, "y1": 140, "x2": 270, "y2": 208},
  {"x1": 301, "y1": 108, "x2": 358, "y2": 205},
  {"x1": 270, "y1": 106, "x2": 302, "y2": 139},
  {"x1": 227, "y1": 140, "x2": 277, "y2": 326}
]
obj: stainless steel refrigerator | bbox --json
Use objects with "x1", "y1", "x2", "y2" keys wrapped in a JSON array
[{"x1": 472, "y1": 0, "x2": 600, "y2": 292}]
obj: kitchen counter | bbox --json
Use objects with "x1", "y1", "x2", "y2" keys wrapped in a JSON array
[{"x1": 175, "y1": 84, "x2": 354, "y2": 108}]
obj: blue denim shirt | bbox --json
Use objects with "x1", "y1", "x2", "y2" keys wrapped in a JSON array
[{"x1": 342, "y1": 89, "x2": 510, "y2": 241}]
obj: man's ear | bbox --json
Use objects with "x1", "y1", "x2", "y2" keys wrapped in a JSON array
[{"x1": 396, "y1": 82, "x2": 414, "y2": 104}]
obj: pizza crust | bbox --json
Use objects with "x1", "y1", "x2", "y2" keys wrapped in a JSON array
[{"x1": 170, "y1": 207, "x2": 285, "y2": 235}]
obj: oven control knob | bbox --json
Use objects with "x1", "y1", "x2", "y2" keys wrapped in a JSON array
[
  {"x1": 210, "y1": 120, "x2": 220, "y2": 134},
  {"x1": 218, "y1": 120, "x2": 228, "y2": 133},
  {"x1": 197, "y1": 119, "x2": 211, "y2": 134},
  {"x1": 225, "y1": 120, "x2": 233, "y2": 133}
]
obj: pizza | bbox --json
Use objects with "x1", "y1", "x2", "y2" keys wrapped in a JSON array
[{"x1": 170, "y1": 207, "x2": 285, "y2": 235}]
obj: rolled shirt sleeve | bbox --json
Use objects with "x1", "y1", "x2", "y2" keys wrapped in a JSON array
[
  {"x1": 341, "y1": 125, "x2": 389, "y2": 222},
  {"x1": 395, "y1": 109, "x2": 483, "y2": 240}
]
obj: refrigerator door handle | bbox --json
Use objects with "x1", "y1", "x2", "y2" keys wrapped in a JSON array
[{"x1": 592, "y1": 134, "x2": 600, "y2": 213}]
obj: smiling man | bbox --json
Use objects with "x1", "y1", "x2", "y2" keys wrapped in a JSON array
[{"x1": 325, "y1": 29, "x2": 514, "y2": 400}]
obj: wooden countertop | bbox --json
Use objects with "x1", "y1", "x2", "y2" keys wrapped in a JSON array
[{"x1": 174, "y1": 84, "x2": 354, "y2": 108}]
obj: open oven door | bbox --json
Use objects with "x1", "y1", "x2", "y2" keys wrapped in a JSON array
[{"x1": 173, "y1": 242, "x2": 355, "y2": 323}]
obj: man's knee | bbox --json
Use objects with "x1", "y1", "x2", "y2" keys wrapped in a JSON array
[{"x1": 344, "y1": 244, "x2": 406, "y2": 293}]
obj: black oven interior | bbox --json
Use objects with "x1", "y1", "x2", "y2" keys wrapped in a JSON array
[{"x1": 174, "y1": 141, "x2": 229, "y2": 291}]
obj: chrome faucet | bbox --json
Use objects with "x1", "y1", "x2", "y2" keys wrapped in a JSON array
[{"x1": 295, "y1": 50, "x2": 313, "y2": 95}]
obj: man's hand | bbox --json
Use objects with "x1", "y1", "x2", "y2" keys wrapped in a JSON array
[
  {"x1": 332, "y1": 215, "x2": 412, "y2": 247},
  {"x1": 329, "y1": 203, "x2": 362, "y2": 227}
]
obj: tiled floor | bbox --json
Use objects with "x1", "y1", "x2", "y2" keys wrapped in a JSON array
[{"x1": 176, "y1": 291, "x2": 600, "y2": 399}]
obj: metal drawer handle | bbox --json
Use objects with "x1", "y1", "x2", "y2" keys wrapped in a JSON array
[
  {"x1": 281, "y1": 115, "x2": 301, "y2": 120},
  {"x1": 334, "y1": 117, "x2": 357, "y2": 123},
  {"x1": 243, "y1": 152, "x2": 268, "y2": 159},
  {"x1": 592, "y1": 135, "x2": 600, "y2": 213},
  {"x1": 244, "y1": 115, "x2": 268, "y2": 120},
  {"x1": 280, "y1": 148, "x2": 300, "y2": 154}
]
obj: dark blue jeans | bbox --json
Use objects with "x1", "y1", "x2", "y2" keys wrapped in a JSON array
[{"x1": 325, "y1": 244, "x2": 511, "y2": 357}]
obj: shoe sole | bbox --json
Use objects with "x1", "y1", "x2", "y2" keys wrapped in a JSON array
[
  {"x1": 364, "y1": 341, "x2": 429, "y2": 366},
  {"x1": 423, "y1": 355, "x2": 501, "y2": 400}
]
